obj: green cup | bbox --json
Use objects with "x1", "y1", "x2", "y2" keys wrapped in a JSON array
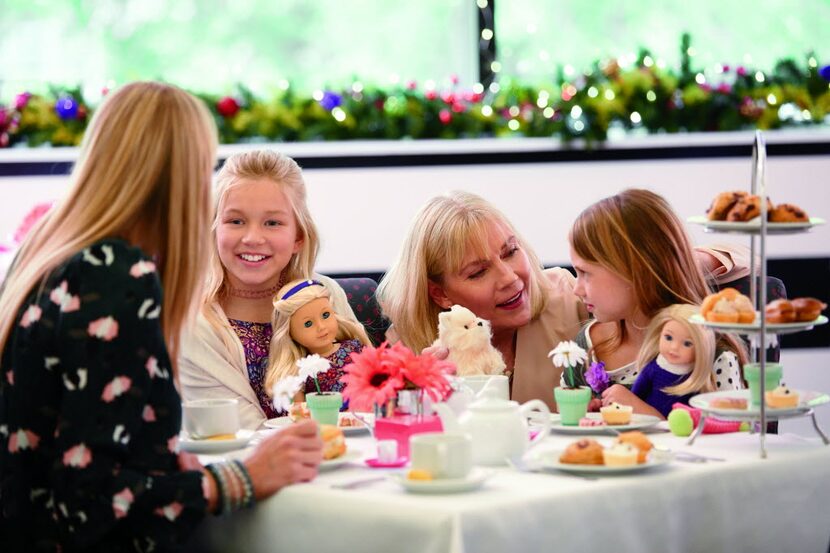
[
  {"x1": 305, "y1": 392, "x2": 343, "y2": 426},
  {"x1": 554, "y1": 386, "x2": 592, "y2": 426},
  {"x1": 743, "y1": 363, "x2": 783, "y2": 407}
]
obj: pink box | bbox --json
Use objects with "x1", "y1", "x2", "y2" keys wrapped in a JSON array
[{"x1": 373, "y1": 414, "x2": 443, "y2": 459}]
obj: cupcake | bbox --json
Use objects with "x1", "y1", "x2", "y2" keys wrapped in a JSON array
[
  {"x1": 615, "y1": 431, "x2": 653, "y2": 464},
  {"x1": 602, "y1": 443, "x2": 639, "y2": 466},
  {"x1": 600, "y1": 402, "x2": 633, "y2": 425},
  {"x1": 559, "y1": 439, "x2": 604, "y2": 465},
  {"x1": 765, "y1": 385, "x2": 799, "y2": 409}
]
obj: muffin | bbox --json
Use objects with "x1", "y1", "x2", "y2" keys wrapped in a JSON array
[
  {"x1": 602, "y1": 443, "x2": 640, "y2": 467},
  {"x1": 725, "y1": 194, "x2": 773, "y2": 222},
  {"x1": 706, "y1": 191, "x2": 748, "y2": 221},
  {"x1": 765, "y1": 386, "x2": 799, "y2": 409},
  {"x1": 769, "y1": 203, "x2": 809, "y2": 223},
  {"x1": 615, "y1": 431, "x2": 653, "y2": 464},
  {"x1": 559, "y1": 439, "x2": 604, "y2": 465},
  {"x1": 320, "y1": 425, "x2": 347, "y2": 460},
  {"x1": 600, "y1": 402, "x2": 633, "y2": 425}
]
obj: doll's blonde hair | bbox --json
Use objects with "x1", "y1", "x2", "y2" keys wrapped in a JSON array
[
  {"x1": 376, "y1": 190, "x2": 549, "y2": 353},
  {"x1": 570, "y1": 188, "x2": 747, "y2": 365},
  {"x1": 265, "y1": 279, "x2": 370, "y2": 394},
  {"x1": 0, "y1": 82, "x2": 217, "y2": 371},
  {"x1": 636, "y1": 304, "x2": 717, "y2": 396}
]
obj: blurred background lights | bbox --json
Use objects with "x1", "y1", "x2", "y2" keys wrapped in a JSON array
[
  {"x1": 646, "y1": 90, "x2": 657, "y2": 102},
  {"x1": 630, "y1": 111, "x2": 642, "y2": 124},
  {"x1": 331, "y1": 107, "x2": 346, "y2": 121},
  {"x1": 507, "y1": 119, "x2": 520, "y2": 130},
  {"x1": 481, "y1": 105, "x2": 493, "y2": 116},
  {"x1": 570, "y1": 105, "x2": 582, "y2": 118},
  {"x1": 587, "y1": 86, "x2": 598, "y2": 98}
]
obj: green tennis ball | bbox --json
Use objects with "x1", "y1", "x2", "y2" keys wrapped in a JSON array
[{"x1": 668, "y1": 409, "x2": 694, "y2": 437}]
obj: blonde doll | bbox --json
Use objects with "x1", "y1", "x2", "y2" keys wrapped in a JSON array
[
  {"x1": 266, "y1": 279, "x2": 371, "y2": 399},
  {"x1": 630, "y1": 304, "x2": 717, "y2": 418}
]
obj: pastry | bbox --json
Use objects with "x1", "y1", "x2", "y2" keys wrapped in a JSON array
[
  {"x1": 732, "y1": 294, "x2": 756, "y2": 324},
  {"x1": 765, "y1": 385, "x2": 799, "y2": 409},
  {"x1": 769, "y1": 203, "x2": 809, "y2": 223},
  {"x1": 701, "y1": 289, "x2": 755, "y2": 324},
  {"x1": 709, "y1": 396, "x2": 748, "y2": 410},
  {"x1": 559, "y1": 439, "x2": 604, "y2": 465},
  {"x1": 791, "y1": 297, "x2": 827, "y2": 322},
  {"x1": 614, "y1": 431, "x2": 653, "y2": 464},
  {"x1": 579, "y1": 417, "x2": 606, "y2": 427},
  {"x1": 602, "y1": 443, "x2": 639, "y2": 466},
  {"x1": 706, "y1": 191, "x2": 748, "y2": 221},
  {"x1": 289, "y1": 402, "x2": 310, "y2": 421},
  {"x1": 725, "y1": 194, "x2": 773, "y2": 222},
  {"x1": 600, "y1": 402, "x2": 633, "y2": 425},
  {"x1": 765, "y1": 299, "x2": 796, "y2": 324},
  {"x1": 320, "y1": 425, "x2": 346, "y2": 460}
]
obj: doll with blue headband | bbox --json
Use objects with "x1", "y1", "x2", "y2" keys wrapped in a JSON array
[{"x1": 265, "y1": 279, "x2": 371, "y2": 400}]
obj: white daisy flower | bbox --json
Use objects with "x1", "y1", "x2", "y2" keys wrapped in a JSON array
[
  {"x1": 272, "y1": 376, "x2": 304, "y2": 413},
  {"x1": 296, "y1": 354, "x2": 331, "y2": 382},
  {"x1": 547, "y1": 340, "x2": 588, "y2": 368}
]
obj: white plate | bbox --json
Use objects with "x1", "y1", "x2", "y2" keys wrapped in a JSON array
[
  {"x1": 689, "y1": 314, "x2": 828, "y2": 335},
  {"x1": 179, "y1": 429, "x2": 255, "y2": 454},
  {"x1": 263, "y1": 414, "x2": 370, "y2": 435},
  {"x1": 690, "y1": 389, "x2": 830, "y2": 418},
  {"x1": 320, "y1": 450, "x2": 362, "y2": 471},
  {"x1": 548, "y1": 412, "x2": 661, "y2": 434},
  {"x1": 527, "y1": 448, "x2": 673, "y2": 475},
  {"x1": 687, "y1": 215, "x2": 824, "y2": 234},
  {"x1": 389, "y1": 468, "x2": 489, "y2": 494}
]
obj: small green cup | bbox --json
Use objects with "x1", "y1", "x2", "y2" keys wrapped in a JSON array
[
  {"x1": 554, "y1": 386, "x2": 592, "y2": 426},
  {"x1": 744, "y1": 363, "x2": 783, "y2": 407},
  {"x1": 305, "y1": 392, "x2": 343, "y2": 426}
]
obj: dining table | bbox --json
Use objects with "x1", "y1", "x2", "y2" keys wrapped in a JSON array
[{"x1": 189, "y1": 422, "x2": 830, "y2": 553}]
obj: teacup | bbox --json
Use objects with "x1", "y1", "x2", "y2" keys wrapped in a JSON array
[
  {"x1": 460, "y1": 374, "x2": 509, "y2": 400},
  {"x1": 410, "y1": 432, "x2": 472, "y2": 479},
  {"x1": 182, "y1": 398, "x2": 240, "y2": 439}
]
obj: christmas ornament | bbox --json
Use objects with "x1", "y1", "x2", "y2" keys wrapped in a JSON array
[
  {"x1": 54, "y1": 96, "x2": 79, "y2": 120},
  {"x1": 216, "y1": 96, "x2": 240, "y2": 118}
]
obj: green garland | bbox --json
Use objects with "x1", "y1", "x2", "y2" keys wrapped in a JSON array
[{"x1": 1, "y1": 35, "x2": 828, "y2": 148}]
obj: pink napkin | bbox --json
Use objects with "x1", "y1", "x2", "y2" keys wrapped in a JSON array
[{"x1": 672, "y1": 402, "x2": 744, "y2": 434}]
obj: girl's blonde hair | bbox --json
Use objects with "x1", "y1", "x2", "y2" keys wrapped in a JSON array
[
  {"x1": 570, "y1": 188, "x2": 746, "y2": 364},
  {"x1": 265, "y1": 280, "x2": 370, "y2": 394},
  {"x1": 636, "y1": 304, "x2": 716, "y2": 396},
  {"x1": 0, "y1": 82, "x2": 217, "y2": 370},
  {"x1": 201, "y1": 150, "x2": 320, "y2": 348},
  {"x1": 376, "y1": 190, "x2": 549, "y2": 353}
]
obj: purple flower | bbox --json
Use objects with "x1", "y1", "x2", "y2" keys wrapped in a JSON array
[
  {"x1": 820, "y1": 65, "x2": 830, "y2": 82},
  {"x1": 584, "y1": 362, "x2": 609, "y2": 395},
  {"x1": 319, "y1": 91, "x2": 342, "y2": 111},
  {"x1": 14, "y1": 92, "x2": 31, "y2": 111},
  {"x1": 54, "y1": 96, "x2": 79, "y2": 120}
]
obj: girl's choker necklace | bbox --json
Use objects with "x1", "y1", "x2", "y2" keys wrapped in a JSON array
[{"x1": 227, "y1": 285, "x2": 281, "y2": 299}]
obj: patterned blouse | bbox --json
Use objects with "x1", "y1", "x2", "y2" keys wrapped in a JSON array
[
  {"x1": 0, "y1": 239, "x2": 205, "y2": 551},
  {"x1": 303, "y1": 339, "x2": 363, "y2": 396},
  {"x1": 227, "y1": 319, "x2": 279, "y2": 419}
]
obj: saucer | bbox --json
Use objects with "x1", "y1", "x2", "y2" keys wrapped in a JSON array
[
  {"x1": 389, "y1": 468, "x2": 489, "y2": 494},
  {"x1": 527, "y1": 447, "x2": 673, "y2": 475},
  {"x1": 263, "y1": 415, "x2": 369, "y2": 436},
  {"x1": 320, "y1": 450, "x2": 361, "y2": 471},
  {"x1": 548, "y1": 413, "x2": 661, "y2": 435},
  {"x1": 179, "y1": 429, "x2": 254, "y2": 454},
  {"x1": 365, "y1": 456, "x2": 409, "y2": 469}
]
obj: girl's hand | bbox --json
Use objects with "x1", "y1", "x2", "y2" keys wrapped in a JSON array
[
  {"x1": 177, "y1": 450, "x2": 204, "y2": 472},
  {"x1": 601, "y1": 384, "x2": 664, "y2": 419},
  {"x1": 244, "y1": 419, "x2": 323, "y2": 500},
  {"x1": 587, "y1": 398, "x2": 603, "y2": 412}
]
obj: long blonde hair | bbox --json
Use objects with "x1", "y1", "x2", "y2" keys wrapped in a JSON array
[
  {"x1": 201, "y1": 150, "x2": 320, "y2": 348},
  {"x1": 636, "y1": 304, "x2": 716, "y2": 396},
  {"x1": 0, "y1": 82, "x2": 217, "y2": 369},
  {"x1": 376, "y1": 190, "x2": 549, "y2": 353},
  {"x1": 570, "y1": 188, "x2": 746, "y2": 364},
  {"x1": 265, "y1": 279, "x2": 370, "y2": 394}
]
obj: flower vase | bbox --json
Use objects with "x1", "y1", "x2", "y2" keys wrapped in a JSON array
[
  {"x1": 396, "y1": 388, "x2": 429, "y2": 416},
  {"x1": 744, "y1": 363, "x2": 783, "y2": 407},
  {"x1": 373, "y1": 390, "x2": 442, "y2": 459},
  {"x1": 306, "y1": 392, "x2": 342, "y2": 426},
  {"x1": 554, "y1": 386, "x2": 591, "y2": 426}
]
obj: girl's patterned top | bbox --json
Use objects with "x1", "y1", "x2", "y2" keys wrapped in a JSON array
[
  {"x1": 0, "y1": 239, "x2": 206, "y2": 552},
  {"x1": 228, "y1": 319, "x2": 279, "y2": 419},
  {"x1": 303, "y1": 339, "x2": 363, "y2": 397}
]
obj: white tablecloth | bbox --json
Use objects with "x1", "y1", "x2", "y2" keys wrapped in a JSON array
[{"x1": 191, "y1": 428, "x2": 830, "y2": 553}]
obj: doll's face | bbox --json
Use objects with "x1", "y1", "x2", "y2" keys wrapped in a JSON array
[
  {"x1": 289, "y1": 297, "x2": 339, "y2": 356},
  {"x1": 216, "y1": 178, "x2": 303, "y2": 291},
  {"x1": 659, "y1": 319, "x2": 695, "y2": 365}
]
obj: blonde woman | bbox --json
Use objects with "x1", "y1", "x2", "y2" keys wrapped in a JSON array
[
  {"x1": 0, "y1": 83, "x2": 323, "y2": 550},
  {"x1": 179, "y1": 150, "x2": 360, "y2": 429},
  {"x1": 266, "y1": 279, "x2": 371, "y2": 398}
]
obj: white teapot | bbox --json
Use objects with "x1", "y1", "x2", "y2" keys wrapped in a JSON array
[{"x1": 433, "y1": 385, "x2": 551, "y2": 466}]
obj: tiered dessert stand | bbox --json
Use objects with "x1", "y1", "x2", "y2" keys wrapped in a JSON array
[{"x1": 687, "y1": 130, "x2": 829, "y2": 458}]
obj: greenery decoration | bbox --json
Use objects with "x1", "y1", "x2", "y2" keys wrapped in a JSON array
[{"x1": 1, "y1": 35, "x2": 827, "y2": 148}]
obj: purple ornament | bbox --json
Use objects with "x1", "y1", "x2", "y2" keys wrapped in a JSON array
[
  {"x1": 14, "y1": 92, "x2": 32, "y2": 110},
  {"x1": 584, "y1": 361, "x2": 610, "y2": 395},
  {"x1": 819, "y1": 65, "x2": 830, "y2": 82},
  {"x1": 55, "y1": 96, "x2": 79, "y2": 120},
  {"x1": 318, "y1": 91, "x2": 342, "y2": 111}
]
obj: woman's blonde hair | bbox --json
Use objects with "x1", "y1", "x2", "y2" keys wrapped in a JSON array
[
  {"x1": 265, "y1": 279, "x2": 370, "y2": 394},
  {"x1": 0, "y1": 82, "x2": 217, "y2": 370},
  {"x1": 376, "y1": 190, "x2": 549, "y2": 353},
  {"x1": 570, "y1": 188, "x2": 746, "y2": 364},
  {"x1": 636, "y1": 304, "x2": 717, "y2": 396}
]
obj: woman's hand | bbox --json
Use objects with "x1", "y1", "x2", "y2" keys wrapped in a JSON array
[
  {"x1": 421, "y1": 345, "x2": 449, "y2": 360},
  {"x1": 601, "y1": 384, "x2": 664, "y2": 419},
  {"x1": 244, "y1": 419, "x2": 323, "y2": 500}
]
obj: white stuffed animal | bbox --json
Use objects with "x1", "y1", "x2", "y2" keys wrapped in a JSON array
[{"x1": 432, "y1": 305, "x2": 506, "y2": 376}]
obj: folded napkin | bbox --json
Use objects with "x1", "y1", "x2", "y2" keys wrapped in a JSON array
[{"x1": 672, "y1": 402, "x2": 745, "y2": 434}]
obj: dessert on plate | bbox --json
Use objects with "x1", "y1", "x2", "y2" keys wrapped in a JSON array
[
  {"x1": 600, "y1": 402, "x2": 633, "y2": 425},
  {"x1": 709, "y1": 396, "x2": 748, "y2": 410},
  {"x1": 704, "y1": 191, "x2": 809, "y2": 223},
  {"x1": 765, "y1": 299, "x2": 796, "y2": 324},
  {"x1": 602, "y1": 443, "x2": 639, "y2": 467},
  {"x1": 614, "y1": 431, "x2": 653, "y2": 464},
  {"x1": 701, "y1": 288, "x2": 755, "y2": 324},
  {"x1": 765, "y1": 385, "x2": 800, "y2": 409},
  {"x1": 559, "y1": 438, "x2": 604, "y2": 465},
  {"x1": 791, "y1": 297, "x2": 827, "y2": 322},
  {"x1": 321, "y1": 425, "x2": 347, "y2": 460}
]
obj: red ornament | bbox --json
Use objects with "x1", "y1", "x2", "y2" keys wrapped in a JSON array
[
  {"x1": 439, "y1": 110, "x2": 452, "y2": 125},
  {"x1": 450, "y1": 74, "x2": 459, "y2": 85},
  {"x1": 451, "y1": 102, "x2": 465, "y2": 113},
  {"x1": 441, "y1": 92, "x2": 456, "y2": 105},
  {"x1": 406, "y1": 80, "x2": 417, "y2": 91},
  {"x1": 77, "y1": 105, "x2": 88, "y2": 120},
  {"x1": 216, "y1": 96, "x2": 240, "y2": 118},
  {"x1": 425, "y1": 90, "x2": 438, "y2": 101},
  {"x1": 717, "y1": 83, "x2": 731, "y2": 94}
]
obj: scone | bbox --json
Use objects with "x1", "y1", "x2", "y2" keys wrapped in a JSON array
[
  {"x1": 600, "y1": 402, "x2": 633, "y2": 425},
  {"x1": 706, "y1": 191, "x2": 748, "y2": 221},
  {"x1": 615, "y1": 431, "x2": 653, "y2": 464},
  {"x1": 765, "y1": 386, "x2": 799, "y2": 409},
  {"x1": 707, "y1": 297, "x2": 740, "y2": 323},
  {"x1": 769, "y1": 203, "x2": 809, "y2": 223},
  {"x1": 726, "y1": 194, "x2": 773, "y2": 222},
  {"x1": 791, "y1": 297, "x2": 827, "y2": 322},
  {"x1": 320, "y1": 425, "x2": 347, "y2": 460},
  {"x1": 765, "y1": 299, "x2": 796, "y2": 324},
  {"x1": 602, "y1": 443, "x2": 639, "y2": 467},
  {"x1": 559, "y1": 439, "x2": 604, "y2": 465}
]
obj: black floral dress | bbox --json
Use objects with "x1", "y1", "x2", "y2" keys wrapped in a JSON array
[{"x1": 0, "y1": 239, "x2": 206, "y2": 551}]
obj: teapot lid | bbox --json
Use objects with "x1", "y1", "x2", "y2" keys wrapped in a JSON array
[{"x1": 468, "y1": 385, "x2": 517, "y2": 412}]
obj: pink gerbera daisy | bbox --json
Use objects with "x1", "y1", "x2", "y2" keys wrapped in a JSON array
[
  {"x1": 340, "y1": 342, "x2": 406, "y2": 411},
  {"x1": 387, "y1": 343, "x2": 454, "y2": 402}
]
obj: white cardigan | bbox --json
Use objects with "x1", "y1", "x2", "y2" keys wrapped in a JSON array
[{"x1": 179, "y1": 274, "x2": 357, "y2": 430}]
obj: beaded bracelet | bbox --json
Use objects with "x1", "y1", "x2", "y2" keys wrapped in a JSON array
[
  {"x1": 230, "y1": 460, "x2": 256, "y2": 509},
  {"x1": 205, "y1": 463, "x2": 230, "y2": 515},
  {"x1": 222, "y1": 462, "x2": 242, "y2": 512}
]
